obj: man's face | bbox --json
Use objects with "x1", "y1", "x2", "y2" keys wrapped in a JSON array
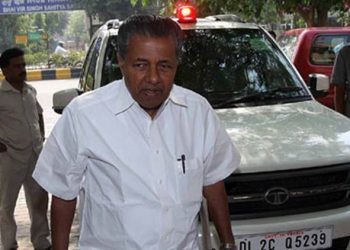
[
  {"x1": 118, "y1": 35, "x2": 178, "y2": 117},
  {"x1": 2, "y1": 56, "x2": 26, "y2": 85}
]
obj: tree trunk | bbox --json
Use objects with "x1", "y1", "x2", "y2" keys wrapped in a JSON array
[
  {"x1": 315, "y1": 7, "x2": 328, "y2": 26},
  {"x1": 297, "y1": 6, "x2": 314, "y2": 27}
]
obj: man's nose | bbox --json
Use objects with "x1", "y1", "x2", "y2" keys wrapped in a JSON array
[
  {"x1": 19, "y1": 64, "x2": 26, "y2": 71},
  {"x1": 147, "y1": 65, "x2": 160, "y2": 84}
]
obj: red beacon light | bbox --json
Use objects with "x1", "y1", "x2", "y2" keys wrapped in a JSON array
[{"x1": 176, "y1": 5, "x2": 197, "y2": 23}]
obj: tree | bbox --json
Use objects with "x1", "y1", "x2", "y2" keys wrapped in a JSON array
[
  {"x1": 76, "y1": 0, "x2": 162, "y2": 22},
  {"x1": 66, "y1": 11, "x2": 89, "y2": 50},
  {"x1": 44, "y1": 12, "x2": 69, "y2": 37},
  {"x1": 159, "y1": 0, "x2": 281, "y2": 24},
  {"x1": 161, "y1": 0, "x2": 349, "y2": 27},
  {"x1": 76, "y1": 0, "x2": 128, "y2": 21},
  {"x1": 0, "y1": 15, "x2": 32, "y2": 52},
  {"x1": 276, "y1": 0, "x2": 347, "y2": 27},
  {"x1": 0, "y1": 12, "x2": 70, "y2": 53}
]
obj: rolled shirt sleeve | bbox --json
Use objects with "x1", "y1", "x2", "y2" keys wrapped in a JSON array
[
  {"x1": 33, "y1": 105, "x2": 86, "y2": 200},
  {"x1": 203, "y1": 109, "x2": 241, "y2": 186}
]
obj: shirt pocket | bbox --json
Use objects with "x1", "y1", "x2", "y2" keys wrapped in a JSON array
[{"x1": 175, "y1": 157, "x2": 203, "y2": 204}]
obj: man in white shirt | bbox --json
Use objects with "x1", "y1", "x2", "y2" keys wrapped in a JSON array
[
  {"x1": 33, "y1": 15, "x2": 240, "y2": 250},
  {"x1": 0, "y1": 48, "x2": 51, "y2": 250},
  {"x1": 54, "y1": 41, "x2": 68, "y2": 56}
]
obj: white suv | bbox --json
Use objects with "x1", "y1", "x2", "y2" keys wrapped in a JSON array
[{"x1": 53, "y1": 11, "x2": 350, "y2": 250}]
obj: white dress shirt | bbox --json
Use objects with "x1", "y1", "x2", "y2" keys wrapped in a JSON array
[
  {"x1": 54, "y1": 45, "x2": 68, "y2": 56},
  {"x1": 33, "y1": 79, "x2": 240, "y2": 250}
]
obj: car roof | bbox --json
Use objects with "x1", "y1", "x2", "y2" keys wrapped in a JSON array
[
  {"x1": 282, "y1": 27, "x2": 350, "y2": 36},
  {"x1": 96, "y1": 17, "x2": 260, "y2": 38}
]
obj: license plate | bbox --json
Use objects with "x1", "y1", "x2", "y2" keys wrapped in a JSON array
[{"x1": 236, "y1": 226, "x2": 333, "y2": 250}]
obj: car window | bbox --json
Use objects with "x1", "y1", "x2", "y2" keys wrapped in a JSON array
[
  {"x1": 176, "y1": 28, "x2": 309, "y2": 108},
  {"x1": 310, "y1": 34, "x2": 350, "y2": 66},
  {"x1": 79, "y1": 38, "x2": 96, "y2": 90},
  {"x1": 277, "y1": 34, "x2": 298, "y2": 59},
  {"x1": 83, "y1": 37, "x2": 102, "y2": 91},
  {"x1": 101, "y1": 35, "x2": 122, "y2": 86}
]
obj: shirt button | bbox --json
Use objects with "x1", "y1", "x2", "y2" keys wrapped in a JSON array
[
  {"x1": 159, "y1": 180, "x2": 162, "y2": 185},
  {"x1": 155, "y1": 149, "x2": 159, "y2": 154}
]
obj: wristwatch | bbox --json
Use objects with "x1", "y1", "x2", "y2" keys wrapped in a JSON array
[{"x1": 220, "y1": 243, "x2": 237, "y2": 250}]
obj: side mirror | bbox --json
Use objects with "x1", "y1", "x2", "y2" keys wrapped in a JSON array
[
  {"x1": 52, "y1": 88, "x2": 82, "y2": 114},
  {"x1": 308, "y1": 73, "x2": 329, "y2": 98}
]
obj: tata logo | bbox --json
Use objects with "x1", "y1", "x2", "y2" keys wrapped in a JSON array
[{"x1": 264, "y1": 187, "x2": 290, "y2": 205}]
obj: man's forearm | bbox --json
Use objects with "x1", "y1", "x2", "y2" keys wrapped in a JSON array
[
  {"x1": 51, "y1": 196, "x2": 77, "y2": 250},
  {"x1": 39, "y1": 114, "x2": 45, "y2": 140},
  {"x1": 334, "y1": 85, "x2": 346, "y2": 114},
  {"x1": 203, "y1": 180, "x2": 235, "y2": 245}
]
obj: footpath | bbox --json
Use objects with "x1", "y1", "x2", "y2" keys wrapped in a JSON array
[{"x1": 0, "y1": 189, "x2": 80, "y2": 250}]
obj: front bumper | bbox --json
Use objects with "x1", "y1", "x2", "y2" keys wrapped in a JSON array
[{"x1": 198, "y1": 205, "x2": 350, "y2": 250}]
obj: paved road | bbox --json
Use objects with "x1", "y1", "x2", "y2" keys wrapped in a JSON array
[
  {"x1": 0, "y1": 79, "x2": 80, "y2": 250},
  {"x1": 35, "y1": 79, "x2": 79, "y2": 136}
]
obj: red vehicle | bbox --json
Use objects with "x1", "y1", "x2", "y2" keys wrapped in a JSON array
[{"x1": 278, "y1": 27, "x2": 350, "y2": 109}]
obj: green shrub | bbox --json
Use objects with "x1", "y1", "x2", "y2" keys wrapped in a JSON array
[
  {"x1": 24, "y1": 50, "x2": 86, "y2": 68},
  {"x1": 49, "y1": 51, "x2": 85, "y2": 68},
  {"x1": 25, "y1": 52, "x2": 49, "y2": 67}
]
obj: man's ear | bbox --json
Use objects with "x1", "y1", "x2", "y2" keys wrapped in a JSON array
[{"x1": 117, "y1": 54, "x2": 124, "y2": 67}]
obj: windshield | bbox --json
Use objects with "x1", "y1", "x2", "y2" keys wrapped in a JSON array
[
  {"x1": 277, "y1": 33, "x2": 298, "y2": 59},
  {"x1": 176, "y1": 28, "x2": 310, "y2": 108}
]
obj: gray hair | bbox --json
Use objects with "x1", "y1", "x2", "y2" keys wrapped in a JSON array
[{"x1": 117, "y1": 15, "x2": 183, "y2": 60}]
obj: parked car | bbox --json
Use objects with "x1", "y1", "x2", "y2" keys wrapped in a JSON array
[
  {"x1": 53, "y1": 8, "x2": 350, "y2": 250},
  {"x1": 278, "y1": 27, "x2": 350, "y2": 109}
]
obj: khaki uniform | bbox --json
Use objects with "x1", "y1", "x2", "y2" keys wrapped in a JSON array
[{"x1": 0, "y1": 80, "x2": 50, "y2": 250}]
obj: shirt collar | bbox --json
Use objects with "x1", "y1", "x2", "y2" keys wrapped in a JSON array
[
  {"x1": 104, "y1": 79, "x2": 135, "y2": 115},
  {"x1": 0, "y1": 79, "x2": 29, "y2": 93},
  {"x1": 168, "y1": 86, "x2": 188, "y2": 108},
  {"x1": 105, "y1": 78, "x2": 188, "y2": 116}
]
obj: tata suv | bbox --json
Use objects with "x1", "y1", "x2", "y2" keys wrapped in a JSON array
[{"x1": 53, "y1": 10, "x2": 350, "y2": 250}]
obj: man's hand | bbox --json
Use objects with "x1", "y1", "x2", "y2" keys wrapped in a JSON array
[
  {"x1": 0, "y1": 142, "x2": 7, "y2": 152},
  {"x1": 203, "y1": 180, "x2": 235, "y2": 245},
  {"x1": 39, "y1": 113, "x2": 45, "y2": 141}
]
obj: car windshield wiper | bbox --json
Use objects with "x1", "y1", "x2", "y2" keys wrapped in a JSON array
[
  {"x1": 267, "y1": 86, "x2": 304, "y2": 94},
  {"x1": 213, "y1": 86, "x2": 305, "y2": 108}
]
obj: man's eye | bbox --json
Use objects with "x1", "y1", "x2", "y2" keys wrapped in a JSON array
[
  {"x1": 134, "y1": 63, "x2": 147, "y2": 69},
  {"x1": 159, "y1": 64, "x2": 172, "y2": 71}
]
